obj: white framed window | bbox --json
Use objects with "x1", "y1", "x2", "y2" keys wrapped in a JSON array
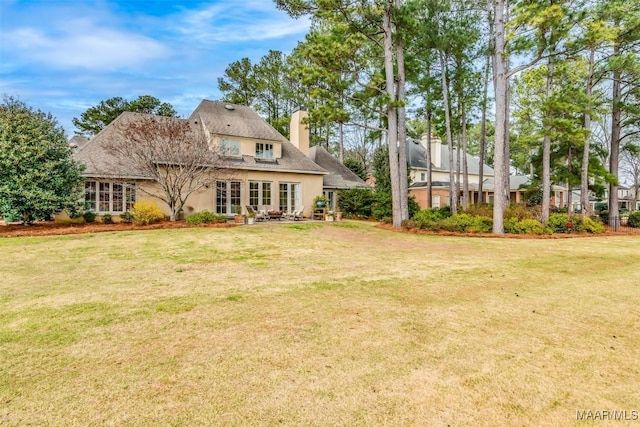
[
  {"x1": 249, "y1": 181, "x2": 272, "y2": 208},
  {"x1": 220, "y1": 139, "x2": 240, "y2": 157},
  {"x1": 420, "y1": 172, "x2": 426, "y2": 181},
  {"x1": 216, "y1": 180, "x2": 242, "y2": 215},
  {"x1": 433, "y1": 195, "x2": 441, "y2": 208},
  {"x1": 85, "y1": 181, "x2": 136, "y2": 213},
  {"x1": 279, "y1": 182, "x2": 301, "y2": 213},
  {"x1": 255, "y1": 142, "x2": 274, "y2": 159}
]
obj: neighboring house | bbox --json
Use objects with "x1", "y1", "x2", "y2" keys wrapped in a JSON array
[
  {"x1": 407, "y1": 135, "x2": 567, "y2": 208},
  {"x1": 309, "y1": 145, "x2": 370, "y2": 210},
  {"x1": 71, "y1": 101, "x2": 365, "y2": 219},
  {"x1": 572, "y1": 186, "x2": 640, "y2": 212}
]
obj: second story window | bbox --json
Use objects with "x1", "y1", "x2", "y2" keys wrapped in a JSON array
[
  {"x1": 220, "y1": 139, "x2": 240, "y2": 157},
  {"x1": 255, "y1": 142, "x2": 274, "y2": 159}
]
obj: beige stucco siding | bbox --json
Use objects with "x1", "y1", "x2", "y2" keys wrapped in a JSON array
[{"x1": 138, "y1": 170, "x2": 323, "y2": 218}]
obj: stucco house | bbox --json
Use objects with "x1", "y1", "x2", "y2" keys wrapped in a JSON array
[
  {"x1": 408, "y1": 135, "x2": 567, "y2": 209},
  {"x1": 72, "y1": 101, "x2": 367, "y2": 220}
]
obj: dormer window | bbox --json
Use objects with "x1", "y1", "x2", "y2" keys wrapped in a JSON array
[
  {"x1": 220, "y1": 139, "x2": 240, "y2": 157},
  {"x1": 255, "y1": 142, "x2": 274, "y2": 159}
]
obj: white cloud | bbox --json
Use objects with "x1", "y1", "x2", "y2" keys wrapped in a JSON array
[
  {"x1": 4, "y1": 21, "x2": 169, "y2": 71},
  {"x1": 170, "y1": 2, "x2": 310, "y2": 43}
]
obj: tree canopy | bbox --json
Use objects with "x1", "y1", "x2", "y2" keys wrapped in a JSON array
[
  {"x1": 72, "y1": 95, "x2": 177, "y2": 137},
  {"x1": 0, "y1": 97, "x2": 84, "y2": 223},
  {"x1": 213, "y1": 0, "x2": 640, "y2": 232}
]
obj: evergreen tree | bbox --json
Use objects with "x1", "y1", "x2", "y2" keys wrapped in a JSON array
[{"x1": 0, "y1": 97, "x2": 84, "y2": 223}]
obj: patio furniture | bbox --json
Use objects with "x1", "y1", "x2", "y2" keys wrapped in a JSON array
[
  {"x1": 268, "y1": 209, "x2": 284, "y2": 220},
  {"x1": 286, "y1": 206, "x2": 304, "y2": 221},
  {"x1": 246, "y1": 206, "x2": 267, "y2": 221},
  {"x1": 312, "y1": 207, "x2": 326, "y2": 221}
]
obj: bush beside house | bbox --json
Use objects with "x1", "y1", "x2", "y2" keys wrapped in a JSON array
[{"x1": 403, "y1": 204, "x2": 606, "y2": 235}]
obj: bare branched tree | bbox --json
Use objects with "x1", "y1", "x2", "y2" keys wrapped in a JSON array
[{"x1": 105, "y1": 113, "x2": 226, "y2": 221}]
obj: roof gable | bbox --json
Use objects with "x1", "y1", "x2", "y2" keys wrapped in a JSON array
[
  {"x1": 189, "y1": 100, "x2": 287, "y2": 142},
  {"x1": 309, "y1": 146, "x2": 370, "y2": 189}
]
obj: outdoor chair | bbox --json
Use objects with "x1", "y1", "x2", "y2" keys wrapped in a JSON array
[
  {"x1": 287, "y1": 206, "x2": 304, "y2": 221},
  {"x1": 247, "y1": 205, "x2": 267, "y2": 222}
]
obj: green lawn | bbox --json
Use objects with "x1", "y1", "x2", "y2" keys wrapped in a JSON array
[{"x1": 1, "y1": 221, "x2": 639, "y2": 426}]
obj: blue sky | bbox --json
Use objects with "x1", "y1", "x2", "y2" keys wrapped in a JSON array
[{"x1": 0, "y1": 0, "x2": 310, "y2": 136}]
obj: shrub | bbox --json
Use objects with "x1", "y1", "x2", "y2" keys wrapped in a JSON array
[
  {"x1": 548, "y1": 213, "x2": 587, "y2": 233},
  {"x1": 101, "y1": 214, "x2": 113, "y2": 224},
  {"x1": 594, "y1": 202, "x2": 608, "y2": 212},
  {"x1": 464, "y1": 203, "x2": 493, "y2": 218},
  {"x1": 131, "y1": 201, "x2": 165, "y2": 226},
  {"x1": 337, "y1": 188, "x2": 375, "y2": 218},
  {"x1": 628, "y1": 211, "x2": 640, "y2": 228},
  {"x1": 83, "y1": 211, "x2": 96, "y2": 223},
  {"x1": 468, "y1": 215, "x2": 493, "y2": 233},
  {"x1": 598, "y1": 210, "x2": 609, "y2": 222},
  {"x1": 413, "y1": 208, "x2": 446, "y2": 229},
  {"x1": 439, "y1": 213, "x2": 492, "y2": 233},
  {"x1": 582, "y1": 216, "x2": 605, "y2": 233},
  {"x1": 120, "y1": 211, "x2": 134, "y2": 223},
  {"x1": 504, "y1": 218, "x2": 546, "y2": 235},
  {"x1": 548, "y1": 213, "x2": 571, "y2": 233},
  {"x1": 505, "y1": 203, "x2": 536, "y2": 221},
  {"x1": 185, "y1": 210, "x2": 227, "y2": 225}
]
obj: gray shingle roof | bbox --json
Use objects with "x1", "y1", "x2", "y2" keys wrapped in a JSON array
[
  {"x1": 407, "y1": 138, "x2": 495, "y2": 175},
  {"x1": 189, "y1": 100, "x2": 287, "y2": 142},
  {"x1": 309, "y1": 146, "x2": 370, "y2": 189},
  {"x1": 74, "y1": 103, "x2": 327, "y2": 178},
  {"x1": 73, "y1": 112, "x2": 164, "y2": 179},
  {"x1": 190, "y1": 100, "x2": 325, "y2": 174}
]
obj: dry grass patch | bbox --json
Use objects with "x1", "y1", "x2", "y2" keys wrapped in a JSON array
[{"x1": 1, "y1": 221, "x2": 639, "y2": 426}]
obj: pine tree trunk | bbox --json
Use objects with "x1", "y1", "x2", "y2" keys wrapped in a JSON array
[
  {"x1": 478, "y1": 5, "x2": 493, "y2": 206},
  {"x1": 492, "y1": 0, "x2": 507, "y2": 234},
  {"x1": 383, "y1": 3, "x2": 402, "y2": 227},
  {"x1": 396, "y1": 34, "x2": 409, "y2": 221},
  {"x1": 440, "y1": 50, "x2": 457, "y2": 214},
  {"x1": 339, "y1": 121, "x2": 344, "y2": 163},
  {"x1": 462, "y1": 107, "x2": 469, "y2": 210},
  {"x1": 609, "y1": 42, "x2": 621, "y2": 228},
  {"x1": 581, "y1": 47, "x2": 595, "y2": 218},
  {"x1": 566, "y1": 145, "x2": 572, "y2": 211},
  {"x1": 542, "y1": 56, "x2": 554, "y2": 223},
  {"x1": 426, "y1": 110, "x2": 433, "y2": 208}
]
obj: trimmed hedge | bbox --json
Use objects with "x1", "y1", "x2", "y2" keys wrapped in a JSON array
[
  {"x1": 628, "y1": 211, "x2": 640, "y2": 228},
  {"x1": 185, "y1": 210, "x2": 227, "y2": 225},
  {"x1": 504, "y1": 218, "x2": 548, "y2": 235},
  {"x1": 413, "y1": 208, "x2": 451, "y2": 230}
]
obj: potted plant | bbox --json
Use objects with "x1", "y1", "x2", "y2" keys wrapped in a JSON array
[
  {"x1": 246, "y1": 210, "x2": 255, "y2": 225},
  {"x1": 326, "y1": 210, "x2": 335, "y2": 222},
  {"x1": 313, "y1": 194, "x2": 329, "y2": 209},
  {"x1": 234, "y1": 205, "x2": 245, "y2": 224}
]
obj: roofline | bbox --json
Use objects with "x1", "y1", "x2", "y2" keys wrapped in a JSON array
[
  {"x1": 230, "y1": 165, "x2": 328, "y2": 175},
  {"x1": 82, "y1": 173, "x2": 154, "y2": 180}
]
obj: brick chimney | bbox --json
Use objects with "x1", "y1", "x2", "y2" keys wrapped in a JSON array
[{"x1": 290, "y1": 107, "x2": 309, "y2": 157}]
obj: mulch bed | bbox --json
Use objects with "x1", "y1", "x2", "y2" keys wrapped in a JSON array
[
  {"x1": 0, "y1": 220, "x2": 236, "y2": 238},
  {"x1": 376, "y1": 223, "x2": 639, "y2": 239},
  {"x1": 1, "y1": 220, "x2": 636, "y2": 239}
]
